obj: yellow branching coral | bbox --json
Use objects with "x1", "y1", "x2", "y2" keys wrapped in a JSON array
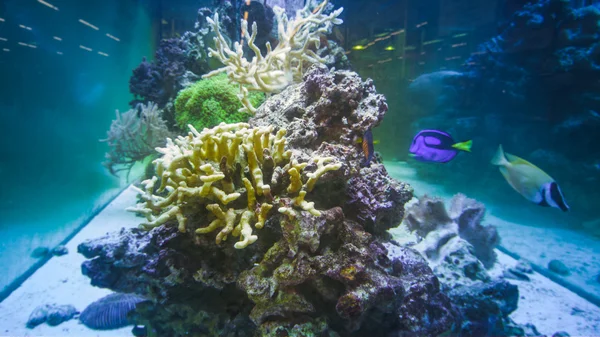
[
  {"x1": 203, "y1": 0, "x2": 344, "y2": 114},
  {"x1": 306, "y1": 157, "x2": 342, "y2": 192},
  {"x1": 127, "y1": 122, "x2": 341, "y2": 249}
]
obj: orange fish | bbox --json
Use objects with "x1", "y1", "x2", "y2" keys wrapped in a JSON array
[{"x1": 360, "y1": 130, "x2": 375, "y2": 167}]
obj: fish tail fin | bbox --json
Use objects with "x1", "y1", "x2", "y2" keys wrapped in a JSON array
[
  {"x1": 490, "y1": 144, "x2": 509, "y2": 166},
  {"x1": 452, "y1": 140, "x2": 472, "y2": 152}
]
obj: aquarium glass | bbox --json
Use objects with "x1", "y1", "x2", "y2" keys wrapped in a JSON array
[
  {"x1": 0, "y1": 0, "x2": 154, "y2": 293},
  {"x1": 0, "y1": 0, "x2": 599, "y2": 336}
]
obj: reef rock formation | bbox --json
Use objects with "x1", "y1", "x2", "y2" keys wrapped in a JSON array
[
  {"x1": 400, "y1": 194, "x2": 536, "y2": 336},
  {"x1": 404, "y1": 194, "x2": 499, "y2": 272},
  {"x1": 79, "y1": 66, "x2": 459, "y2": 336},
  {"x1": 251, "y1": 65, "x2": 404, "y2": 237}
]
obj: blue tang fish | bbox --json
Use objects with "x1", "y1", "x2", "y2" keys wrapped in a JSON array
[{"x1": 409, "y1": 129, "x2": 472, "y2": 163}]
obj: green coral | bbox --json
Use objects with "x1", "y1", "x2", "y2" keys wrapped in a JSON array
[{"x1": 174, "y1": 74, "x2": 265, "y2": 131}]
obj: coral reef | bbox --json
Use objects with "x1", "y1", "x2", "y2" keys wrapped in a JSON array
[
  {"x1": 404, "y1": 194, "x2": 499, "y2": 270},
  {"x1": 204, "y1": 0, "x2": 344, "y2": 113},
  {"x1": 250, "y1": 65, "x2": 403, "y2": 235},
  {"x1": 128, "y1": 1, "x2": 236, "y2": 112},
  {"x1": 79, "y1": 211, "x2": 457, "y2": 336},
  {"x1": 100, "y1": 102, "x2": 172, "y2": 178},
  {"x1": 174, "y1": 74, "x2": 265, "y2": 132},
  {"x1": 127, "y1": 122, "x2": 341, "y2": 249},
  {"x1": 79, "y1": 66, "x2": 460, "y2": 336}
]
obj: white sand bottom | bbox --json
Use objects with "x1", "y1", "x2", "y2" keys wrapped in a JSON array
[
  {"x1": 495, "y1": 252, "x2": 600, "y2": 335},
  {"x1": 0, "y1": 173, "x2": 598, "y2": 336},
  {"x1": 0, "y1": 186, "x2": 140, "y2": 337}
]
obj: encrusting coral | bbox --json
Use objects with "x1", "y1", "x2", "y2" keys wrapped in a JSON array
[
  {"x1": 101, "y1": 102, "x2": 172, "y2": 179},
  {"x1": 203, "y1": 0, "x2": 343, "y2": 114},
  {"x1": 127, "y1": 122, "x2": 341, "y2": 249}
]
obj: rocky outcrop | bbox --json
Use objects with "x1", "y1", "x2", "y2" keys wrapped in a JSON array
[
  {"x1": 79, "y1": 66, "x2": 457, "y2": 336},
  {"x1": 251, "y1": 65, "x2": 411, "y2": 236},
  {"x1": 399, "y1": 194, "x2": 537, "y2": 336}
]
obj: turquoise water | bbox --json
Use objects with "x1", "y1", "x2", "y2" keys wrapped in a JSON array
[
  {"x1": 0, "y1": 0, "x2": 599, "y2": 336},
  {"x1": 0, "y1": 0, "x2": 153, "y2": 293}
]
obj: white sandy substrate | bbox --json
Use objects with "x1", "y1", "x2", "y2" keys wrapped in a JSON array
[
  {"x1": 0, "y1": 186, "x2": 141, "y2": 337},
  {"x1": 495, "y1": 252, "x2": 600, "y2": 336}
]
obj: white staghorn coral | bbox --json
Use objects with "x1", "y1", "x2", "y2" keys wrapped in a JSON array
[{"x1": 203, "y1": 0, "x2": 343, "y2": 114}]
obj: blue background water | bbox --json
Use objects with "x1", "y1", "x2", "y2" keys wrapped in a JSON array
[
  {"x1": 337, "y1": 0, "x2": 600, "y2": 299},
  {"x1": 0, "y1": 0, "x2": 154, "y2": 292}
]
